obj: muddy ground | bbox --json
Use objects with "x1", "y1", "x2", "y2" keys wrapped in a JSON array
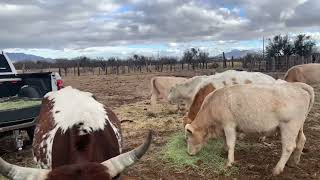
[{"x1": 1, "y1": 70, "x2": 319, "y2": 180}]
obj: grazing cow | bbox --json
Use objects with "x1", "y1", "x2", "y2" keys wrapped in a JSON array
[
  {"x1": 33, "y1": 86, "x2": 123, "y2": 169},
  {"x1": 185, "y1": 82, "x2": 314, "y2": 175},
  {"x1": 168, "y1": 75, "x2": 208, "y2": 107},
  {"x1": 150, "y1": 76, "x2": 187, "y2": 108},
  {"x1": 284, "y1": 63, "x2": 320, "y2": 84},
  {"x1": 183, "y1": 70, "x2": 276, "y2": 126},
  {"x1": 0, "y1": 130, "x2": 152, "y2": 180}
]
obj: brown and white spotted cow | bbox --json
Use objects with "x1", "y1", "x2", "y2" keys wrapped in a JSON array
[
  {"x1": 284, "y1": 63, "x2": 320, "y2": 85},
  {"x1": 183, "y1": 70, "x2": 277, "y2": 127},
  {"x1": 0, "y1": 130, "x2": 152, "y2": 180},
  {"x1": 32, "y1": 86, "x2": 123, "y2": 169}
]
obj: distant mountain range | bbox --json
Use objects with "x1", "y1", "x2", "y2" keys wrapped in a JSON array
[
  {"x1": 5, "y1": 52, "x2": 52, "y2": 62},
  {"x1": 222, "y1": 49, "x2": 258, "y2": 59}
]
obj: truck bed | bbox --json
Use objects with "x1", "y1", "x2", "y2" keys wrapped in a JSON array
[
  {"x1": 0, "y1": 97, "x2": 42, "y2": 132},
  {"x1": 0, "y1": 72, "x2": 53, "y2": 98},
  {"x1": 0, "y1": 97, "x2": 41, "y2": 111}
]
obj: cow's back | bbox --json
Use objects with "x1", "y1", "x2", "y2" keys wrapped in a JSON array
[
  {"x1": 33, "y1": 87, "x2": 122, "y2": 169},
  {"x1": 285, "y1": 63, "x2": 320, "y2": 84},
  {"x1": 152, "y1": 76, "x2": 187, "y2": 99},
  {"x1": 51, "y1": 109, "x2": 120, "y2": 168},
  {"x1": 210, "y1": 83, "x2": 313, "y2": 132}
]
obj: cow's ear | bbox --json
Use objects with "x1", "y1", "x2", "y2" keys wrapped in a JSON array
[{"x1": 185, "y1": 124, "x2": 194, "y2": 136}]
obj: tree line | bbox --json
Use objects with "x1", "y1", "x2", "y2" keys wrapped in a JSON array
[
  {"x1": 13, "y1": 33, "x2": 319, "y2": 75},
  {"x1": 265, "y1": 34, "x2": 317, "y2": 70},
  {"x1": 14, "y1": 48, "x2": 214, "y2": 76}
]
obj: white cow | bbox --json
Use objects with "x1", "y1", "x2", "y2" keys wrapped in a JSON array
[{"x1": 167, "y1": 75, "x2": 209, "y2": 107}]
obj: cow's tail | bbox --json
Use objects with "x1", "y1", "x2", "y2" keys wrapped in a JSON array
[{"x1": 295, "y1": 82, "x2": 315, "y2": 114}]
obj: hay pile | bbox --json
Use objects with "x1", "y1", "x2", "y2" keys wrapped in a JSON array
[
  {"x1": 0, "y1": 99, "x2": 41, "y2": 111},
  {"x1": 159, "y1": 132, "x2": 239, "y2": 176}
]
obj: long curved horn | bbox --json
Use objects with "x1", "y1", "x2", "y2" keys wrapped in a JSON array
[
  {"x1": 102, "y1": 130, "x2": 153, "y2": 177},
  {"x1": 0, "y1": 157, "x2": 49, "y2": 180}
]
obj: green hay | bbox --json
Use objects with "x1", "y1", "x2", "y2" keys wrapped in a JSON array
[
  {"x1": 0, "y1": 99, "x2": 41, "y2": 111},
  {"x1": 159, "y1": 132, "x2": 239, "y2": 176}
]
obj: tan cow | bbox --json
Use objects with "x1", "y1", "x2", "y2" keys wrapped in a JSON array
[
  {"x1": 185, "y1": 82, "x2": 314, "y2": 175},
  {"x1": 150, "y1": 76, "x2": 187, "y2": 109},
  {"x1": 284, "y1": 63, "x2": 320, "y2": 84},
  {"x1": 183, "y1": 70, "x2": 277, "y2": 126}
]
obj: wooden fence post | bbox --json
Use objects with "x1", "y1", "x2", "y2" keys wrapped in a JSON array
[
  {"x1": 272, "y1": 58, "x2": 276, "y2": 71},
  {"x1": 231, "y1": 56, "x2": 234, "y2": 68},
  {"x1": 22, "y1": 63, "x2": 25, "y2": 73},
  {"x1": 64, "y1": 68, "x2": 67, "y2": 76},
  {"x1": 223, "y1": 52, "x2": 227, "y2": 68},
  {"x1": 77, "y1": 62, "x2": 80, "y2": 76}
]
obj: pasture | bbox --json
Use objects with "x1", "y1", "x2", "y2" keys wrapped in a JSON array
[{"x1": 0, "y1": 70, "x2": 320, "y2": 180}]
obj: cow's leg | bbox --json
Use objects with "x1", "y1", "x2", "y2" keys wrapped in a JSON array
[
  {"x1": 273, "y1": 122, "x2": 299, "y2": 175},
  {"x1": 224, "y1": 127, "x2": 236, "y2": 167},
  {"x1": 177, "y1": 103, "x2": 182, "y2": 112},
  {"x1": 150, "y1": 93, "x2": 157, "y2": 108},
  {"x1": 287, "y1": 127, "x2": 306, "y2": 166},
  {"x1": 222, "y1": 133, "x2": 228, "y2": 152}
]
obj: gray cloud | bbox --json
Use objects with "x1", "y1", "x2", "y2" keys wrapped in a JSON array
[{"x1": 0, "y1": 0, "x2": 319, "y2": 50}]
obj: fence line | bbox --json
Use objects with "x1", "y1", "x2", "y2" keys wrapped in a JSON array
[{"x1": 14, "y1": 55, "x2": 320, "y2": 76}]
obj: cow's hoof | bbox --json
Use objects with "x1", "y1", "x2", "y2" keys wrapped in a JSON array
[
  {"x1": 272, "y1": 167, "x2": 283, "y2": 176},
  {"x1": 224, "y1": 161, "x2": 233, "y2": 168},
  {"x1": 287, "y1": 157, "x2": 300, "y2": 167}
]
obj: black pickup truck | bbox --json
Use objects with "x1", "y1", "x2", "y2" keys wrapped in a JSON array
[{"x1": 0, "y1": 52, "x2": 63, "y2": 149}]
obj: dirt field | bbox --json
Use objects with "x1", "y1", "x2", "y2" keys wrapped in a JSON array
[{"x1": 1, "y1": 70, "x2": 319, "y2": 180}]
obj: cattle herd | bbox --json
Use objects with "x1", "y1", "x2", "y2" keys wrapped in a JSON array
[{"x1": 0, "y1": 63, "x2": 319, "y2": 179}]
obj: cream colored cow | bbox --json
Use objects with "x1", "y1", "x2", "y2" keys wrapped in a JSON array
[
  {"x1": 150, "y1": 76, "x2": 187, "y2": 109},
  {"x1": 185, "y1": 82, "x2": 314, "y2": 175},
  {"x1": 284, "y1": 63, "x2": 320, "y2": 84}
]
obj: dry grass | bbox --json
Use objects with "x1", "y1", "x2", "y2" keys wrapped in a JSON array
[{"x1": 1, "y1": 72, "x2": 319, "y2": 180}]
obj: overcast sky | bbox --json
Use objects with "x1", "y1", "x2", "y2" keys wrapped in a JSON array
[{"x1": 1, "y1": 0, "x2": 320, "y2": 59}]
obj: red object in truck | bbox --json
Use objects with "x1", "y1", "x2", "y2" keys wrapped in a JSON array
[{"x1": 56, "y1": 79, "x2": 64, "y2": 90}]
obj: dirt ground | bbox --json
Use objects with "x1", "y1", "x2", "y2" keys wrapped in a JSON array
[{"x1": 1, "y1": 70, "x2": 319, "y2": 180}]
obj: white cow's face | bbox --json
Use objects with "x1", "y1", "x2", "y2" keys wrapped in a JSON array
[{"x1": 168, "y1": 86, "x2": 179, "y2": 104}]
